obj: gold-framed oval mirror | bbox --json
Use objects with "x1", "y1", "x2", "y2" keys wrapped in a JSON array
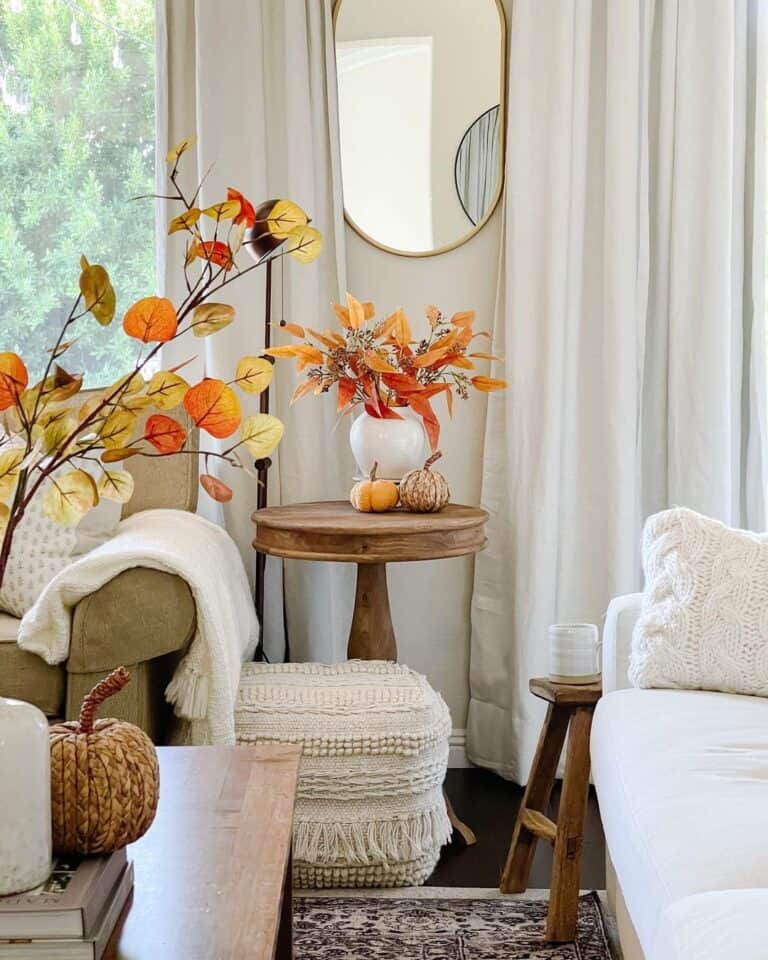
[{"x1": 333, "y1": 0, "x2": 506, "y2": 258}]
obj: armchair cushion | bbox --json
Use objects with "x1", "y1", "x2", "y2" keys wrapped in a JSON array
[
  {"x1": 122, "y1": 405, "x2": 198, "y2": 517},
  {"x1": 0, "y1": 612, "x2": 64, "y2": 715},
  {"x1": 67, "y1": 567, "x2": 196, "y2": 674}
]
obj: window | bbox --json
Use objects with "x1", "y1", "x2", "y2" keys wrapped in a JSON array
[{"x1": 0, "y1": 0, "x2": 155, "y2": 385}]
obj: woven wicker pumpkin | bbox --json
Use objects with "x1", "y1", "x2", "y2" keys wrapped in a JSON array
[
  {"x1": 399, "y1": 452, "x2": 450, "y2": 513},
  {"x1": 49, "y1": 667, "x2": 159, "y2": 855}
]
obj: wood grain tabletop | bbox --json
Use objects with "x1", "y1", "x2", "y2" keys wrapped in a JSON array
[
  {"x1": 252, "y1": 500, "x2": 488, "y2": 563},
  {"x1": 103, "y1": 745, "x2": 301, "y2": 960},
  {"x1": 253, "y1": 500, "x2": 487, "y2": 533}
]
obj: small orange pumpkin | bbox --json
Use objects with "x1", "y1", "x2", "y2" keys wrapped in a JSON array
[
  {"x1": 49, "y1": 667, "x2": 159, "y2": 855},
  {"x1": 350, "y1": 461, "x2": 399, "y2": 512}
]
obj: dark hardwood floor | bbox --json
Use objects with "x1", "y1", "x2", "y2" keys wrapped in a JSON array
[{"x1": 431, "y1": 767, "x2": 606, "y2": 889}]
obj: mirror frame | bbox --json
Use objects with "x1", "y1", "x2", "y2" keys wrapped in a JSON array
[{"x1": 332, "y1": 0, "x2": 507, "y2": 259}]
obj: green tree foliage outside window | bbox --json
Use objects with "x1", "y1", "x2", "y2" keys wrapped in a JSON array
[{"x1": 0, "y1": 0, "x2": 155, "y2": 384}]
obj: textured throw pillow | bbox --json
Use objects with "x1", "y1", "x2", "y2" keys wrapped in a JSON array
[
  {"x1": 630, "y1": 507, "x2": 768, "y2": 695},
  {"x1": 0, "y1": 465, "x2": 121, "y2": 618}
]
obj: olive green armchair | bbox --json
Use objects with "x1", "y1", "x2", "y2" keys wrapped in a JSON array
[{"x1": 0, "y1": 406, "x2": 199, "y2": 744}]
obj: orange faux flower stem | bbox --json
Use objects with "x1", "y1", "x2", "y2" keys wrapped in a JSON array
[{"x1": 78, "y1": 666, "x2": 131, "y2": 734}]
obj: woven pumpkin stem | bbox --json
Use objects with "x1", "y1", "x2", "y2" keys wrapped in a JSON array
[
  {"x1": 424, "y1": 451, "x2": 442, "y2": 470},
  {"x1": 78, "y1": 666, "x2": 131, "y2": 734}
]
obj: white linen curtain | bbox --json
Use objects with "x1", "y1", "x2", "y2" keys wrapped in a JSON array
[
  {"x1": 468, "y1": 0, "x2": 768, "y2": 781},
  {"x1": 156, "y1": 0, "x2": 355, "y2": 661}
]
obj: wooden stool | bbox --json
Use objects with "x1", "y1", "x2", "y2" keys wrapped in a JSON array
[{"x1": 500, "y1": 677, "x2": 601, "y2": 942}]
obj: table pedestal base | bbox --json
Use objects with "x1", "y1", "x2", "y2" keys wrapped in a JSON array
[
  {"x1": 348, "y1": 563, "x2": 396, "y2": 660},
  {"x1": 346, "y1": 563, "x2": 477, "y2": 848}
]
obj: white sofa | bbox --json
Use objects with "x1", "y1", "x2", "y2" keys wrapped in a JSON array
[{"x1": 591, "y1": 593, "x2": 768, "y2": 960}]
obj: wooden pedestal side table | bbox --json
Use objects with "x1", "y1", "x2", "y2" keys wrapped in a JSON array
[
  {"x1": 500, "y1": 678, "x2": 601, "y2": 943},
  {"x1": 253, "y1": 499, "x2": 488, "y2": 848},
  {"x1": 252, "y1": 500, "x2": 488, "y2": 660}
]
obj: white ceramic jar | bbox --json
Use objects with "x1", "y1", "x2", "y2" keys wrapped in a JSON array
[
  {"x1": 349, "y1": 409, "x2": 426, "y2": 480},
  {"x1": 0, "y1": 697, "x2": 52, "y2": 894},
  {"x1": 548, "y1": 623, "x2": 601, "y2": 685}
]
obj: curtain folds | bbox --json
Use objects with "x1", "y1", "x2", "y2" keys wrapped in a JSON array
[
  {"x1": 156, "y1": 0, "x2": 354, "y2": 661},
  {"x1": 468, "y1": 0, "x2": 768, "y2": 781}
]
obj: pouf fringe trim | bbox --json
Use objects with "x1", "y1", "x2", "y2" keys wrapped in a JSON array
[
  {"x1": 292, "y1": 851, "x2": 439, "y2": 889},
  {"x1": 293, "y1": 807, "x2": 451, "y2": 866}
]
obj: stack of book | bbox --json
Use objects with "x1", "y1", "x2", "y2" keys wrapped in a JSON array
[{"x1": 0, "y1": 850, "x2": 133, "y2": 959}]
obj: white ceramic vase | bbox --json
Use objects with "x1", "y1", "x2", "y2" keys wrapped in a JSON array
[
  {"x1": 0, "y1": 697, "x2": 52, "y2": 895},
  {"x1": 349, "y1": 409, "x2": 426, "y2": 481}
]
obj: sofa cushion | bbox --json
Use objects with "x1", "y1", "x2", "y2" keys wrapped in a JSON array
[
  {"x1": 0, "y1": 612, "x2": 65, "y2": 716},
  {"x1": 591, "y1": 688, "x2": 768, "y2": 956},
  {"x1": 650, "y1": 889, "x2": 768, "y2": 960}
]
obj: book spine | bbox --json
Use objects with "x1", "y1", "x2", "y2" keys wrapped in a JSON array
[
  {"x1": 94, "y1": 864, "x2": 134, "y2": 960},
  {"x1": 81, "y1": 850, "x2": 128, "y2": 938}
]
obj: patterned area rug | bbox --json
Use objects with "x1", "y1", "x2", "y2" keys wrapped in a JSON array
[{"x1": 295, "y1": 892, "x2": 614, "y2": 959}]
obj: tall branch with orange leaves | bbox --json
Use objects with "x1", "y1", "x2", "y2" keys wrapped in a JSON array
[
  {"x1": 0, "y1": 136, "x2": 322, "y2": 590},
  {"x1": 265, "y1": 293, "x2": 506, "y2": 451}
]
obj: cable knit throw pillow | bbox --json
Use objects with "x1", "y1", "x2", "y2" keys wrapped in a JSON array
[
  {"x1": 630, "y1": 507, "x2": 768, "y2": 695},
  {"x1": 0, "y1": 468, "x2": 121, "y2": 618}
]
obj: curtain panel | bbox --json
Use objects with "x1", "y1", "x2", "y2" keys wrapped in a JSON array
[
  {"x1": 155, "y1": 0, "x2": 355, "y2": 661},
  {"x1": 468, "y1": 0, "x2": 768, "y2": 781}
]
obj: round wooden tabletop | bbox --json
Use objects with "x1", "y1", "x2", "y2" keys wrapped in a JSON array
[{"x1": 252, "y1": 500, "x2": 488, "y2": 564}]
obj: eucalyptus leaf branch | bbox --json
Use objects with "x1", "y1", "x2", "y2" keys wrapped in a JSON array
[
  {"x1": 0, "y1": 153, "x2": 319, "y2": 589},
  {"x1": 28, "y1": 292, "x2": 85, "y2": 431},
  {"x1": 175, "y1": 252, "x2": 217, "y2": 319},
  {"x1": 139, "y1": 448, "x2": 240, "y2": 468},
  {"x1": 0, "y1": 465, "x2": 28, "y2": 568},
  {"x1": 11, "y1": 392, "x2": 32, "y2": 446},
  {"x1": 17, "y1": 436, "x2": 101, "y2": 513},
  {"x1": 195, "y1": 241, "x2": 309, "y2": 305},
  {"x1": 220, "y1": 436, "x2": 251, "y2": 457},
  {"x1": 190, "y1": 162, "x2": 215, "y2": 207},
  {"x1": 41, "y1": 347, "x2": 162, "y2": 480}
]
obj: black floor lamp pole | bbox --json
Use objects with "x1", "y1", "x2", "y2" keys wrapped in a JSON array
[{"x1": 254, "y1": 258, "x2": 273, "y2": 657}]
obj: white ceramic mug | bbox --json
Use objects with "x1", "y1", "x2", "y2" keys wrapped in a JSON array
[{"x1": 548, "y1": 623, "x2": 601, "y2": 685}]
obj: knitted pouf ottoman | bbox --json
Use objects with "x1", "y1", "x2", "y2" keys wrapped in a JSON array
[{"x1": 235, "y1": 661, "x2": 452, "y2": 888}]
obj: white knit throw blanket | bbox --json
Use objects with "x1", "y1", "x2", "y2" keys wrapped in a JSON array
[{"x1": 17, "y1": 509, "x2": 258, "y2": 744}]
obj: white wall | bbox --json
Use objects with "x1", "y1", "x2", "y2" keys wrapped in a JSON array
[{"x1": 340, "y1": 0, "x2": 509, "y2": 753}]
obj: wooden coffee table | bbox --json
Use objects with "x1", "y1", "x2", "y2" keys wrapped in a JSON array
[
  {"x1": 104, "y1": 745, "x2": 301, "y2": 960},
  {"x1": 252, "y1": 500, "x2": 488, "y2": 660}
]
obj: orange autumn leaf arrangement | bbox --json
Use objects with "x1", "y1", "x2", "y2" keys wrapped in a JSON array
[
  {"x1": 266, "y1": 294, "x2": 506, "y2": 451},
  {"x1": 0, "y1": 135, "x2": 322, "y2": 589}
]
